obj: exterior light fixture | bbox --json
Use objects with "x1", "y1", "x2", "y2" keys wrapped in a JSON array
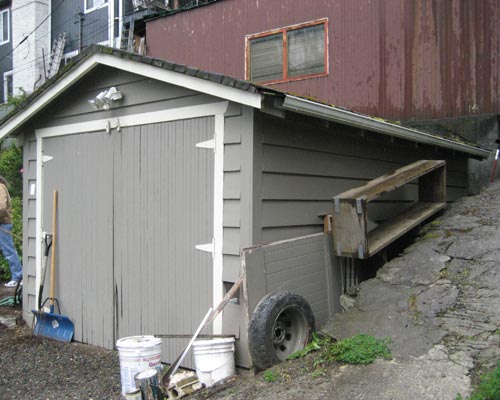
[{"x1": 88, "y1": 87, "x2": 123, "y2": 110}]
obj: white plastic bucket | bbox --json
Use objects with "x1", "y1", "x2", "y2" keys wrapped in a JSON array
[
  {"x1": 192, "y1": 337, "x2": 235, "y2": 387},
  {"x1": 116, "y1": 335, "x2": 162, "y2": 396}
]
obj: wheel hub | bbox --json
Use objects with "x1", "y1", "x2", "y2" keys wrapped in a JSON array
[{"x1": 273, "y1": 321, "x2": 287, "y2": 344}]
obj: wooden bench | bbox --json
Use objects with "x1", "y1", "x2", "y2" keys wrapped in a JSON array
[{"x1": 332, "y1": 160, "x2": 446, "y2": 259}]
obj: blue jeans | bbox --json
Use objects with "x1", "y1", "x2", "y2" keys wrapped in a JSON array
[{"x1": 0, "y1": 224, "x2": 22, "y2": 281}]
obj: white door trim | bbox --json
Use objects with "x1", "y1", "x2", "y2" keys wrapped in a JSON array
[
  {"x1": 35, "y1": 137, "x2": 43, "y2": 310},
  {"x1": 35, "y1": 101, "x2": 229, "y2": 138},
  {"x1": 212, "y1": 112, "x2": 225, "y2": 334}
]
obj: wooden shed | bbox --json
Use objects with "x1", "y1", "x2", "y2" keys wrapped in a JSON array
[{"x1": 0, "y1": 46, "x2": 489, "y2": 368}]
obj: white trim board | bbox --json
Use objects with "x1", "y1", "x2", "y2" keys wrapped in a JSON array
[
  {"x1": 96, "y1": 53, "x2": 262, "y2": 109},
  {"x1": 36, "y1": 101, "x2": 229, "y2": 138},
  {"x1": 35, "y1": 137, "x2": 43, "y2": 310},
  {"x1": 0, "y1": 53, "x2": 262, "y2": 141},
  {"x1": 212, "y1": 112, "x2": 225, "y2": 334}
]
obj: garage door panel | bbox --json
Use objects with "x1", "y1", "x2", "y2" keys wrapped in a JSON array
[
  {"x1": 114, "y1": 117, "x2": 214, "y2": 368},
  {"x1": 42, "y1": 132, "x2": 114, "y2": 348}
]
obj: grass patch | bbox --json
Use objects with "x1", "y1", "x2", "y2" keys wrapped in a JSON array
[
  {"x1": 289, "y1": 333, "x2": 391, "y2": 366},
  {"x1": 282, "y1": 333, "x2": 392, "y2": 380},
  {"x1": 325, "y1": 334, "x2": 391, "y2": 365},
  {"x1": 263, "y1": 369, "x2": 279, "y2": 383},
  {"x1": 456, "y1": 362, "x2": 500, "y2": 400}
]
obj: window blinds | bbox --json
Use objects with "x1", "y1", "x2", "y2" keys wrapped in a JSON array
[
  {"x1": 249, "y1": 33, "x2": 283, "y2": 82},
  {"x1": 287, "y1": 24, "x2": 325, "y2": 78}
]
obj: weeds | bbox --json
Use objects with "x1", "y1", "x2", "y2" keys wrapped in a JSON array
[
  {"x1": 287, "y1": 333, "x2": 328, "y2": 360},
  {"x1": 456, "y1": 362, "x2": 500, "y2": 400},
  {"x1": 325, "y1": 334, "x2": 391, "y2": 365},
  {"x1": 440, "y1": 267, "x2": 450, "y2": 279},
  {"x1": 312, "y1": 367, "x2": 327, "y2": 378},
  {"x1": 283, "y1": 333, "x2": 391, "y2": 379},
  {"x1": 263, "y1": 369, "x2": 279, "y2": 383}
]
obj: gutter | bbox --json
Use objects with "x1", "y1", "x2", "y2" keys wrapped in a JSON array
[{"x1": 278, "y1": 95, "x2": 491, "y2": 159}]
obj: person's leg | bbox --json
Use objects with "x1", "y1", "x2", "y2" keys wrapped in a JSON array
[{"x1": 0, "y1": 224, "x2": 22, "y2": 282}]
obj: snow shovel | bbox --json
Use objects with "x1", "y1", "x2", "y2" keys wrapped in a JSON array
[{"x1": 32, "y1": 190, "x2": 74, "y2": 342}]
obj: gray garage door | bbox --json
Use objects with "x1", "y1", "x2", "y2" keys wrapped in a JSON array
[{"x1": 42, "y1": 117, "x2": 214, "y2": 365}]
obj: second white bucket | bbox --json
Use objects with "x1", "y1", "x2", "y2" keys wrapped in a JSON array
[
  {"x1": 192, "y1": 337, "x2": 235, "y2": 387},
  {"x1": 116, "y1": 335, "x2": 162, "y2": 396}
]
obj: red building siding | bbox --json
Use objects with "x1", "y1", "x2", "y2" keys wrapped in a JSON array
[{"x1": 146, "y1": 0, "x2": 500, "y2": 121}]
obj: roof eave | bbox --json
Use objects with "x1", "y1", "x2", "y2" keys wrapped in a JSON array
[
  {"x1": 0, "y1": 56, "x2": 100, "y2": 140},
  {"x1": 0, "y1": 51, "x2": 263, "y2": 140},
  {"x1": 279, "y1": 95, "x2": 490, "y2": 159}
]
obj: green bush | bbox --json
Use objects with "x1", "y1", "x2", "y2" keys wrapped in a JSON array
[
  {"x1": 0, "y1": 142, "x2": 23, "y2": 198},
  {"x1": 0, "y1": 142, "x2": 23, "y2": 281}
]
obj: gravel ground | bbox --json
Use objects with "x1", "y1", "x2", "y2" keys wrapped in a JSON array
[{"x1": 0, "y1": 305, "x2": 122, "y2": 400}]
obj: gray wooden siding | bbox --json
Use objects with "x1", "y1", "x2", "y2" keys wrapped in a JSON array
[
  {"x1": 22, "y1": 137, "x2": 38, "y2": 315},
  {"x1": 38, "y1": 68, "x2": 219, "y2": 128},
  {"x1": 20, "y1": 68, "x2": 249, "y2": 365},
  {"x1": 26, "y1": 116, "x2": 214, "y2": 365},
  {"x1": 19, "y1": 68, "x2": 254, "y2": 366},
  {"x1": 52, "y1": 0, "x2": 109, "y2": 54},
  {"x1": 113, "y1": 118, "x2": 214, "y2": 368},
  {"x1": 255, "y1": 112, "x2": 469, "y2": 243},
  {"x1": 221, "y1": 106, "x2": 254, "y2": 276},
  {"x1": 41, "y1": 131, "x2": 115, "y2": 347},
  {"x1": 240, "y1": 232, "x2": 335, "y2": 367}
]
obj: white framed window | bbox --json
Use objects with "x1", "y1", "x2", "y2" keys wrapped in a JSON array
[
  {"x1": 3, "y1": 70, "x2": 13, "y2": 103},
  {"x1": 0, "y1": 9, "x2": 10, "y2": 45},
  {"x1": 246, "y1": 19, "x2": 328, "y2": 84},
  {"x1": 84, "y1": 0, "x2": 108, "y2": 13}
]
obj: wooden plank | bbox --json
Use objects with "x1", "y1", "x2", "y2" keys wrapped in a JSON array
[
  {"x1": 262, "y1": 173, "x2": 419, "y2": 201},
  {"x1": 333, "y1": 200, "x2": 367, "y2": 256},
  {"x1": 419, "y1": 167, "x2": 446, "y2": 203},
  {"x1": 333, "y1": 160, "x2": 447, "y2": 259},
  {"x1": 324, "y1": 214, "x2": 333, "y2": 233},
  {"x1": 336, "y1": 160, "x2": 445, "y2": 202},
  {"x1": 262, "y1": 225, "x2": 322, "y2": 244},
  {"x1": 367, "y1": 202, "x2": 446, "y2": 256}
]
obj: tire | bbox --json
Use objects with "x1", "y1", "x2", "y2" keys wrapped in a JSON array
[{"x1": 248, "y1": 290, "x2": 315, "y2": 370}]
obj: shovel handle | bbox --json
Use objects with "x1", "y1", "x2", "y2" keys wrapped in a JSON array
[
  {"x1": 49, "y1": 190, "x2": 58, "y2": 309},
  {"x1": 44, "y1": 234, "x2": 53, "y2": 256}
]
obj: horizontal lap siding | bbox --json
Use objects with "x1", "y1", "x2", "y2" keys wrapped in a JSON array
[
  {"x1": 257, "y1": 112, "x2": 468, "y2": 243},
  {"x1": 221, "y1": 107, "x2": 254, "y2": 277},
  {"x1": 22, "y1": 138, "x2": 38, "y2": 315},
  {"x1": 262, "y1": 234, "x2": 331, "y2": 327}
]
